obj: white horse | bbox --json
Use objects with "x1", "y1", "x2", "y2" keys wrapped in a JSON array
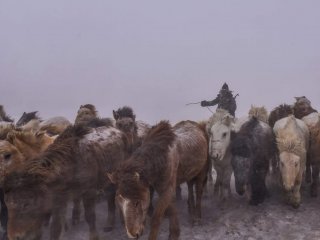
[
  {"x1": 207, "y1": 109, "x2": 235, "y2": 200},
  {"x1": 274, "y1": 115, "x2": 309, "y2": 208}
]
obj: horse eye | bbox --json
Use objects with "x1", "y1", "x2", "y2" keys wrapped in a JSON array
[
  {"x1": 4, "y1": 154, "x2": 11, "y2": 160},
  {"x1": 134, "y1": 201, "x2": 139, "y2": 208},
  {"x1": 295, "y1": 162, "x2": 298, "y2": 167},
  {"x1": 222, "y1": 133, "x2": 227, "y2": 138}
]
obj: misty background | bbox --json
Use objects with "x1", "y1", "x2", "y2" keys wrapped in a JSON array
[{"x1": 1, "y1": 0, "x2": 319, "y2": 125}]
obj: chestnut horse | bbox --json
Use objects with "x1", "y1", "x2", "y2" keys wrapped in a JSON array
[
  {"x1": 3, "y1": 125, "x2": 130, "y2": 240},
  {"x1": 0, "y1": 130, "x2": 56, "y2": 240},
  {"x1": 108, "y1": 120, "x2": 208, "y2": 239}
]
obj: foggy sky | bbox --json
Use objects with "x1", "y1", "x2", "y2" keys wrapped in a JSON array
[{"x1": 1, "y1": 0, "x2": 319, "y2": 124}]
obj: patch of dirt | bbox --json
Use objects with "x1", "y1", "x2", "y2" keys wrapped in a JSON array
[{"x1": 42, "y1": 175, "x2": 320, "y2": 240}]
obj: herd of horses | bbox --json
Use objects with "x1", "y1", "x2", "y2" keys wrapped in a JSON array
[{"x1": 0, "y1": 96, "x2": 319, "y2": 240}]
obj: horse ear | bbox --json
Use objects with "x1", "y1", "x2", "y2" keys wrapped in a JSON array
[
  {"x1": 35, "y1": 131, "x2": 45, "y2": 137},
  {"x1": 224, "y1": 116, "x2": 232, "y2": 126},
  {"x1": 134, "y1": 172, "x2": 140, "y2": 181},
  {"x1": 133, "y1": 114, "x2": 136, "y2": 121},
  {"x1": 106, "y1": 172, "x2": 118, "y2": 184},
  {"x1": 6, "y1": 132, "x2": 15, "y2": 144},
  {"x1": 113, "y1": 110, "x2": 119, "y2": 120}
]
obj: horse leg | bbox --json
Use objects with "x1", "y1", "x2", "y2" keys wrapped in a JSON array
[
  {"x1": 49, "y1": 195, "x2": 68, "y2": 240},
  {"x1": 148, "y1": 188, "x2": 174, "y2": 240},
  {"x1": 221, "y1": 167, "x2": 232, "y2": 201},
  {"x1": 0, "y1": 189, "x2": 8, "y2": 240},
  {"x1": 72, "y1": 197, "x2": 81, "y2": 225},
  {"x1": 194, "y1": 172, "x2": 206, "y2": 223},
  {"x1": 186, "y1": 181, "x2": 195, "y2": 218},
  {"x1": 310, "y1": 162, "x2": 320, "y2": 197},
  {"x1": 83, "y1": 191, "x2": 99, "y2": 240},
  {"x1": 166, "y1": 202, "x2": 180, "y2": 240},
  {"x1": 306, "y1": 154, "x2": 312, "y2": 183},
  {"x1": 250, "y1": 171, "x2": 267, "y2": 205},
  {"x1": 104, "y1": 188, "x2": 116, "y2": 232},
  {"x1": 148, "y1": 187, "x2": 154, "y2": 217},
  {"x1": 176, "y1": 185, "x2": 182, "y2": 201},
  {"x1": 214, "y1": 166, "x2": 222, "y2": 198},
  {"x1": 291, "y1": 182, "x2": 302, "y2": 209}
]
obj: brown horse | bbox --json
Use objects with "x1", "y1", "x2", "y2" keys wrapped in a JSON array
[
  {"x1": 0, "y1": 106, "x2": 14, "y2": 123},
  {"x1": 75, "y1": 104, "x2": 114, "y2": 128},
  {"x1": 113, "y1": 106, "x2": 151, "y2": 145},
  {"x1": 3, "y1": 124, "x2": 129, "y2": 240},
  {"x1": 293, "y1": 96, "x2": 317, "y2": 119},
  {"x1": 268, "y1": 104, "x2": 294, "y2": 128},
  {"x1": 108, "y1": 120, "x2": 208, "y2": 239},
  {"x1": 0, "y1": 130, "x2": 56, "y2": 240},
  {"x1": 108, "y1": 121, "x2": 179, "y2": 239},
  {"x1": 307, "y1": 123, "x2": 320, "y2": 197}
]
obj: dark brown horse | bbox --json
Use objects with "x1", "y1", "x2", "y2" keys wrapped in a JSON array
[
  {"x1": 108, "y1": 121, "x2": 179, "y2": 239},
  {"x1": 293, "y1": 96, "x2": 317, "y2": 119},
  {"x1": 113, "y1": 106, "x2": 150, "y2": 147},
  {"x1": 308, "y1": 123, "x2": 320, "y2": 197},
  {"x1": 0, "y1": 106, "x2": 14, "y2": 123},
  {"x1": 108, "y1": 120, "x2": 208, "y2": 239},
  {"x1": 268, "y1": 104, "x2": 294, "y2": 128},
  {"x1": 3, "y1": 124, "x2": 130, "y2": 240}
]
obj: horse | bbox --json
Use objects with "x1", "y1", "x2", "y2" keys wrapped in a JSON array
[
  {"x1": 308, "y1": 123, "x2": 320, "y2": 197},
  {"x1": 113, "y1": 106, "x2": 151, "y2": 144},
  {"x1": 107, "y1": 120, "x2": 208, "y2": 240},
  {"x1": 3, "y1": 124, "x2": 130, "y2": 240},
  {"x1": 0, "y1": 130, "x2": 56, "y2": 240},
  {"x1": 16, "y1": 111, "x2": 71, "y2": 136},
  {"x1": 230, "y1": 117, "x2": 275, "y2": 205},
  {"x1": 0, "y1": 106, "x2": 14, "y2": 123},
  {"x1": 292, "y1": 96, "x2": 318, "y2": 184},
  {"x1": 107, "y1": 121, "x2": 178, "y2": 239},
  {"x1": 268, "y1": 104, "x2": 294, "y2": 128},
  {"x1": 174, "y1": 120, "x2": 209, "y2": 223},
  {"x1": 16, "y1": 111, "x2": 40, "y2": 127},
  {"x1": 273, "y1": 115, "x2": 309, "y2": 208},
  {"x1": 206, "y1": 109, "x2": 235, "y2": 200},
  {"x1": 293, "y1": 96, "x2": 317, "y2": 120}
]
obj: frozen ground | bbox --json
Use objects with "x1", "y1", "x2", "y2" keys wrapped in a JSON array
[{"x1": 39, "y1": 172, "x2": 320, "y2": 240}]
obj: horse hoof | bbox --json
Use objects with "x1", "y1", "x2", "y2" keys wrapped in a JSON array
[
  {"x1": 310, "y1": 188, "x2": 318, "y2": 198},
  {"x1": 291, "y1": 202, "x2": 300, "y2": 209},
  {"x1": 72, "y1": 218, "x2": 80, "y2": 226},
  {"x1": 1, "y1": 231, "x2": 8, "y2": 240},
  {"x1": 103, "y1": 226, "x2": 113, "y2": 232}
]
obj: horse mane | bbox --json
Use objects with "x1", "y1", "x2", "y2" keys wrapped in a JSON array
[
  {"x1": 0, "y1": 105, "x2": 14, "y2": 122},
  {"x1": 0, "y1": 123, "x2": 17, "y2": 140},
  {"x1": 293, "y1": 96, "x2": 317, "y2": 119},
  {"x1": 276, "y1": 116, "x2": 306, "y2": 155},
  {"x1": 231, "y1": 117, "x2": 260, "y2": 157},
  {"x1": 207, "y1": 109, "x2": 235, "y2": 132},
  {"x1": 113, "y1": 106, "x2": 135, "y2": 120},
  {"x1": 80, "y1": 104, "x2": 97, "y2": 113},
  {"x1": 248, "y1": 105, "x2": 268, "y2": 123},
  {"x1": 16, "y1": 111, "x2": 41, "y2": 127},
  {"x1": 268, "y1": 104, "x2": 294, "y2": 127},
  {"x1": 7, "y1": 130, "x2": 41, "y2": 148},
  {"x1": 114, "y1": 121, "x2": 175, "y2": 199},
  {"x1": 3, "y1": 170, "x2": 47, "y2": 194},
  {"x1": 85, "y1": 118, "x2": 114, "y2": 128},
  {"x1": 26, "y1": 125, "x2": 90, "y2": 181}
]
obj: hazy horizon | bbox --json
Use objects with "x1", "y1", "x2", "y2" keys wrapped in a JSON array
[{"x1": 1, "y1": 1, "x2": 319, "y2": 124}]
